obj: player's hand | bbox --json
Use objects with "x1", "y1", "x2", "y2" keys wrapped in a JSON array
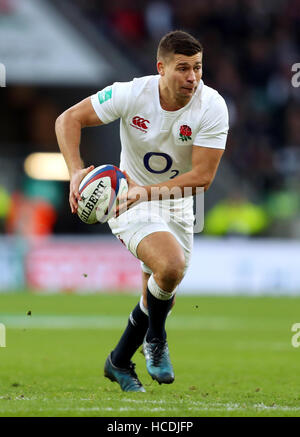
[
  {"x1": 69, "y1": 165, "x2": 95, "y2": 214},
  {"x1": 115, "y1": 172, "x2": 148, "y2": 217}
]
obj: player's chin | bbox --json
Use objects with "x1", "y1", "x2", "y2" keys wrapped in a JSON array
[{"x1": 180, "y1": 87, "x2": 195, "y2": 96}]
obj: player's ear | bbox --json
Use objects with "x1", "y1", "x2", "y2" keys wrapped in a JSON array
[{"x1": 157, "y1": 60, "x2": 165, "y2": 76}]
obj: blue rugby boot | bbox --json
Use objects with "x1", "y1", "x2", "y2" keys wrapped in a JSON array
[
  {"x1": 104, "y1": 353, "x2": 146, "y2": 392},
  {"x1": 143, "y1": 339, "x2": 175, "y2": 384}
]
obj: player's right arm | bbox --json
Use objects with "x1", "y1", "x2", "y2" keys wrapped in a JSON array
[{"x1": 55, "y1": 97, "x2": 104, "y2": 214}]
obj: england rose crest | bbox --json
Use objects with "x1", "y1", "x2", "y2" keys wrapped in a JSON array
[{"x1": 179, "y1": 125, "x2": 192, "y2": 142}]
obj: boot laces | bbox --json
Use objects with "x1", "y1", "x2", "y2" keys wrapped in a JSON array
[
  {"x1": 152, "y1": 340, "x2": 166, "y2": 366},
  {"x1": 127, "y1": 362, "x2": 143, "y2": 388}
]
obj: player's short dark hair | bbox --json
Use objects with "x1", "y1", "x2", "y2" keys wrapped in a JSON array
[{"x1": 157, "y1": 30, "x2": 203, "y2": 62}]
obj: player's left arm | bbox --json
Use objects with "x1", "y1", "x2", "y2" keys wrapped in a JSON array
[{"x1": 117, "y1": 146, "x2": 224, "y2": 214}]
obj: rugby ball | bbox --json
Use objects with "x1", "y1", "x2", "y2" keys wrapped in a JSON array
[{"x1": 77, "y1": 165, "x2": 128, "y2": 224}]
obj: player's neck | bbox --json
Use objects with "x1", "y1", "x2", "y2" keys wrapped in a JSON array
[{"x1": 159, "y1": 80, "x2": 191, "y2": 111}]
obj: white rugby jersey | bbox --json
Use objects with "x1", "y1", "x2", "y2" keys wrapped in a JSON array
[{"x1": 91, "y1": 75, "x2": 229, "y2": 214}]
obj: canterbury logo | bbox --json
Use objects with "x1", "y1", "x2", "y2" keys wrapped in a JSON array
[{"x1": 130, "y1": 116, "x2": 150, "y2": 132}]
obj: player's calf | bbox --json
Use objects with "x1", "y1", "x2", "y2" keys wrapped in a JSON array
[
  {"x1": 145, "y1": 275, "x2": 175, "y2": 341},
  {"x1": 111, "y1": 300, "x2": 148, "y2": 368}
]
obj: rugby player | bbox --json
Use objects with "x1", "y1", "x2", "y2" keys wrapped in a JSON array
[{"x1": 56, "y1": 30, "x2": 229, "y2": 392}]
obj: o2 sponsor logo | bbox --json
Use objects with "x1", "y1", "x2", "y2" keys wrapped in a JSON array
[{"x1": 143, "y1": 152, "x2": 179, "y2": 179}]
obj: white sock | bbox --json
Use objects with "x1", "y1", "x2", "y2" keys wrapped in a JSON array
[
  {"x1": 140, "y1": 294, "x2": 173, "y2": 317},
  {"x1": 148, "y1": 274, "x2": 176, "y2": 301},
  {"x1": 139, "y1": 295, "x2": 149, "y2": 316}
]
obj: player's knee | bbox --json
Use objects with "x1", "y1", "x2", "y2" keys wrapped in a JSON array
[{"x1": 156, "y1": 256, "x2": 185, "y2": 287}]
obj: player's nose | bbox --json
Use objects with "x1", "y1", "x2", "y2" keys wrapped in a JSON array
[{"x1": 186, "y1": 70, "x2": 196, "y2": 83}]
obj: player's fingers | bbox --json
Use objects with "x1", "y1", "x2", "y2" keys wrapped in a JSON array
[
  {"x1": 118, "y1": 192, "x2": 128, "y2": 204},
  {"x1": 70, "y1": 184, "x2": 80, "y2": 202},
  {"x1": 123, "y1": 170, "x2": 129, "y2": 183},
  {"x1": 114, "y1": 204, "x2": 122, "y2": 218},
  {"x1": 69, "y1": 200, "x2": 75, "y2": 214},
  {"x1": 70, "y1": 200, "x2": 76, "y2": 214},
  {"x1": 123, "y1": 170, "x2": 134, "y2": 187},
  {"x1": 115, "y1": 200, "x2": 129, "y2": 217},
  {"x1": 75, "y1": 166, "x2": 94, "y2": 201},
  {"x1": 70, "y1": 192, "x2": 78, "y2": 213},
  {"x1": 84, "y1": 165, "x2": 94, "y2": 176},
  {"x1": 116, "y1": 196, "x2": 137, "y2": 216},
  {"x1": 75, "y1": 190, "x2": 81, "y2": 201}
]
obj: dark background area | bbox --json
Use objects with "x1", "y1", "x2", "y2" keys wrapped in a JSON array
[{"x1": 1, "y1": 0, "x2": 299, "y2": 237}]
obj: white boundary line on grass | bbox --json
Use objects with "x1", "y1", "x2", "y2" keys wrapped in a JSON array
[
  {"x1": 0, "y1": 314, "x2": 290, "y2": 350},
  {"x1": 0, "y1": 405, "x2": 300, "y2": 413},
  {"x1": 0, "y1": 314, "x2": 290, "y2": 335},
  {"x1": 0, "y1": 397, "x2": 300, "y2": 413},
  {"x1": 0, "y1": 314, "x2": 240, "y2": 330}
]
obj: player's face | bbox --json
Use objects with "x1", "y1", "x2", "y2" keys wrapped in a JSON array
[{"x1": 159, "y1": 52, "x2": 203, "y2": 102}]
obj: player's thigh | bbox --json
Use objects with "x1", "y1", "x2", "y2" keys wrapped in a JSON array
[
  {"x1": 137, "y1": 231, "x2": 186, "y2": 280},
  {"x1": 167, "y1": 218, "x2": 194, "y2": 276}
]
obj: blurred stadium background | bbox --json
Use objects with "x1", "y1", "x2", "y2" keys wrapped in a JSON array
[{"x1": 0, "y1": 0, "x2": 300, "y2": 296}]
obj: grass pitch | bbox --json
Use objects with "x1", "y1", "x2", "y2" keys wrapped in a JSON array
[{"x1": 0, "y1": 292, "x2": 300, "y2": 417}]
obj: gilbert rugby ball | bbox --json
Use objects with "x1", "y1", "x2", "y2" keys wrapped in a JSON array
[{"x1": 77, "y1": 165, "x2": 128, "y2": 224}]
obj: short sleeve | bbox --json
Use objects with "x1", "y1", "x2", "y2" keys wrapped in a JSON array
[
  {"x1": 90, "y1": 81, "x2": 131, "y2": 124},
  {"x1": 193, "y1": 94, "x2": 229, "y2": 149}
]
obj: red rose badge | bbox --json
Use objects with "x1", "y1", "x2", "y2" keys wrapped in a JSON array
[{"x1": 179, "y1": 125, "x2": 192, "y2": 142}]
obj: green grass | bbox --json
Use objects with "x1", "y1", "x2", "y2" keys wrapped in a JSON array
[{"x1": 0, "y1": 292, "x2": 300, "y2": 417}]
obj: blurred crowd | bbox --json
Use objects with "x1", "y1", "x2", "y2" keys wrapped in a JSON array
[
  {"x1": 1, "y1": 0, "x2": 300, "y2": 237},
  {"x1": 69, "y1": 0, "x2": 300, "y2": 237},
  {"x1": 73, "y1": 0, "x2": 300, "y2": 184}
]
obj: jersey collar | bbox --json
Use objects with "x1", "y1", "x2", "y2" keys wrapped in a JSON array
[{"x1": 155, "y1": 75, "x2": 203, "y2": 115}]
